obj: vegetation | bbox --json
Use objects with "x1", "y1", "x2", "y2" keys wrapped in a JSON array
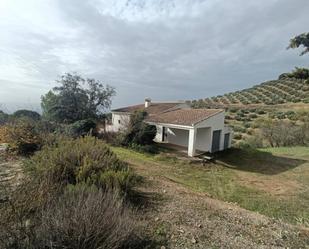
[
  {"x1": 258, "y1": 118, "x2": 309, "y2": 147},
  {"x1": 112, "y1": 146, "x2": 309, "y2": 226},
  {"x1": 65, "y1": 119, "x2": 97, "y2": 138},
  {"x1": 288, "y1": 32, "x2": 309, "y2": 56},
  {"x1": 0, "y1": 110, "x2": 10, "y2": 125},
  {"x1": 111, "y1": 110, "x2": 158, "y2": 153},
  {"x1": 0, "y1": 119, "x2": 41, "y2": 155},
  {"x1": 41, "y1": 73, "x2": 115, "y2": 123},
  {"x1": 0, "y1": 136, "x2": 140, "y2": 249},
  {"x1": 279, "y1": 67, "x2": 309, "y2": 82},
  {"x1": 26, "y1": 136, "x2": 136, "y2": 196},
  {"x1": 192, "y1": 75, "x2": 309, "y2": 108},
  {"x1": 12, "y1": 109, "x2": 41, "y2": 121},
  {"x1": 191, "y1": 68, "x2": 309, "y2": 147}
]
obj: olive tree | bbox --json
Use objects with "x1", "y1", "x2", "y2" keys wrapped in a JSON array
[{"x1": 41, "y1": 73, "x2": 115, "y2": 123}]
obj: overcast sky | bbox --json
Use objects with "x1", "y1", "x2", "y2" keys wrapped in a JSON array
[{"x1": 0, "y1": 0, "x2": 308, "y2": 112}]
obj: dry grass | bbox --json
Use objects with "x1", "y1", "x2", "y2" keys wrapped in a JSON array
[{"x1": 112, "y1": 146, "x2": 309, "y2": 226}]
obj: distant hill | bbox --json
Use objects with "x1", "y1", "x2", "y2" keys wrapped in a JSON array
[{"x1": 192, "y1": 78, "x2": 309, "y2": 108}]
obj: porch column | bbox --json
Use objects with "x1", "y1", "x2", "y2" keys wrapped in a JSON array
[{"x1": 188, "y1": 128, "x2": 197, "y2": 157}]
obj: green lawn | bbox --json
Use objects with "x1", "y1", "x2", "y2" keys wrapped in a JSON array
[{"x1": 112, "y1": 146, "x2": 309, "y2": 226}]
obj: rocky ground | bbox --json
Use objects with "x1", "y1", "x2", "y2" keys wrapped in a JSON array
[{"x1": 0, "y1": 144, "x2": 23, "y2": 202}]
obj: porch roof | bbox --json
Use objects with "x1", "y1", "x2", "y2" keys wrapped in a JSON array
[{"x1": 146, "y1": 108, "x2": 224, "y2": 127}]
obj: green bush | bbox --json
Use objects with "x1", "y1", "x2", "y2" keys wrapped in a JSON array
[
  {"x1": 13, "y1": 109, "x2": 41, "y2": 121},
  {"x1": 129, "y1": 143, "x2": 159, "y2": 154},
  {"x1": 243, "y1": 122, "x2": 251, "y2": 128},
  {"x1": 238, "y1": 135, "x2": 263, "y2": 149},
  {"x1": 233, "y1": 125, "x2": 246, "y2": 133},
  {"x1": 0, "y1": 111, "x2": 9, "y2": 125},
  {"x1": 119, "y1": 111, "x2": 157, "y2": 147},
  {"x1": 257, "y1": 109, "x2": 266, "y2": 115},
  {"x1": 66, "y1": 119, "x2": 96, "y2": 138},
  {"x1": 229, "y1": 108, "x2": 238, "y2": 113},
  {"x1": 233, "y1": 133, "x2": 242, "y2": 140},
  {"x1": 249, "y1": 113, "x2": 257, "y2": 119},
  {"x1": 26, "y1": 136, "x2": 136, "y2": 196}
]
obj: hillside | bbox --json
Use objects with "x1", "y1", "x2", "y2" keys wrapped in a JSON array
[
  {"x1": 191, "y1": 70, "x2": 309, "y2": 147},
  {"x1": 192, "y1": 78, "x2": 309, "y2": 108}
]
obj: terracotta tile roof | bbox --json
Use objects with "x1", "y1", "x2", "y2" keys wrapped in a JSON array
[
  {"x1": 112, "y1": 102, "x2": 182, "y2": 115},
  {"x1": 146, "y1": 108, "x2": 224, "y2": 126}
]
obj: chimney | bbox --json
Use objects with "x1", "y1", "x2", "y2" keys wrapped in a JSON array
[{"x1": 145, "y1": 98, "x2": 151, "y2": 108}]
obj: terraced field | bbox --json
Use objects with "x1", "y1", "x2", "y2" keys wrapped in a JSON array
[
  {"x1": 191, "y1": 77, "x2": 309, "y2": 147},
  {"x1": 192, "y1": 78, "x2": 309, "y2": 108}
]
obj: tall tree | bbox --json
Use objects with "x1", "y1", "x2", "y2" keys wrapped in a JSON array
[
  {"x1": 288, "y1": 32, "x2": 309, "y2": 56},
  {"x1": 41, "y1": 73, "x2": 115, "y2": 123}
]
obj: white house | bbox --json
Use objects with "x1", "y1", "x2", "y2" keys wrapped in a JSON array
[{"x1": 107, "y1": 98, "x2": 232, "y2": 157}]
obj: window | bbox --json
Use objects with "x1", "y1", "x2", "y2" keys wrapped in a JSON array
[{"x1": 118, "y1": 120, "x2": 121, "y2": 124}]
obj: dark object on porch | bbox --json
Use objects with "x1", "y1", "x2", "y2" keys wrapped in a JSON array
[
  {"x1": 196, "y1": 151, "x2": 215, "y2": 165},
  {"x1": 201, "y1": 155, "x2": 215, "y2": 165}
]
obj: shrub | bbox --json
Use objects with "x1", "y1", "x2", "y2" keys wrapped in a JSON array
[
  {"x1": 233, "y1": 133, "x2": 242, "y2": 140},
  {"x1": 279, "y1": 67, "x2": 309, "y2": 80},
  {"x1": 119, "y1": 111, "x2": 157, "y2": 147},
  {"x1": 229, "y1": 108, "x2": 238, "y2": 113},
  {"x1": 256, "y1": 109, "x2": 266, "y2": 115},
  {"x1": 129, "y1": 143, "x2": 159, "y2": 154},
  {"x1": 303, "y1": 97, "x2": 309, "y2": 103},
  {"x1": 243, "y1": 122, "x2": 251, "y2": 128},
  {"x1": 66, "y1": 119, "x2": 96, "y2": 138},
  {"x1": 5, "y1": 119, "x2": 41, "y2": 155},
  {"x1": 37, "y1": 186, "x2": 135, "y2": 249},
  {"x1": 0, "y1": 111, "x2": 9, "y2": 125},
  {"x1": 0, "y1": 137, "x2": 142, "y2": 249},
  {"x1": 233, "y1": 125, "x2": 246, "y2": 133},
  {"x1": 0, "y1": 185, "x2": 137, "y2": 249},
  {"x1": 238, "y1": 135, "x2": 263, "y2": 149},
  {"x1": 259, "y1": 118, "x2": 308, "y2": 147},
  {"x1": 0, "y1": 125, "x2": 9, "y2": 143},
  {"x1": 12, "y1": 109, "x2": 41, "y2": 121},
  {"x1": 246, "y1": 128, "x2": 254, "y2": 135},
  {"x1": 249, "y1": 113, "x2": 257, "y2": 119},
  {"x1": 26, "y1": 136, "x2": 136, "y2": 196}
]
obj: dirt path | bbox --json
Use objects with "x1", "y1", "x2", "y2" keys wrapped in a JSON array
[{"x1": 128, "y1": 158, "x2": 309, "y2": 249}]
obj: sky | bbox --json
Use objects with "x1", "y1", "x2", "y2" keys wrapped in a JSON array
[{"x1": 0, "y1": 0, "x2": 308, "y2": 112}]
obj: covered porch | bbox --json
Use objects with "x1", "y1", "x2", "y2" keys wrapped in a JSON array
[
  {"x1": 146, "y1": 108, "x2": 232, "y2": 157},
  {"x1": 153, "y1": 124, "x2": 213, "y2": 157}
]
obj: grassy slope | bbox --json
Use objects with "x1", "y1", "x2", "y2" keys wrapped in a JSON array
[{"x1": 112, "y1": 146, "x2": 309, "y2": 226}]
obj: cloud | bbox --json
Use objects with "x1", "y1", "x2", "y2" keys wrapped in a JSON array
[{"x1": 0, "y1": 0, "x2": 308, "y2": 111}]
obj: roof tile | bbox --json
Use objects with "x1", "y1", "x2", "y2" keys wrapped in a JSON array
[
  {"x1": 146, "y1": 108, "x2": 224, "y2": 126},
  {"x1": 112, "y1": 102, "x2": 182, "y2": 115}
]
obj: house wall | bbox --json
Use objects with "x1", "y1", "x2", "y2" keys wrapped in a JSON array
[
  {"x1": 166, "y1": 128, "x2": 189, "y2": 147},
  {"x1": 195, "y1": 112, "x2": 227, "y2": 151},
  {"x1": 223, "y1": 126, "x2": 233, "y2": 148},
  {"x1": 195, "y1": 127, "x2": 211, "y2": 152},
  {"x1": 154, "y1": 125, "x2": 163, "y2": 142},
  {"x1": 109, "y1": 113, "x2": 131, "y2": 132}
]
